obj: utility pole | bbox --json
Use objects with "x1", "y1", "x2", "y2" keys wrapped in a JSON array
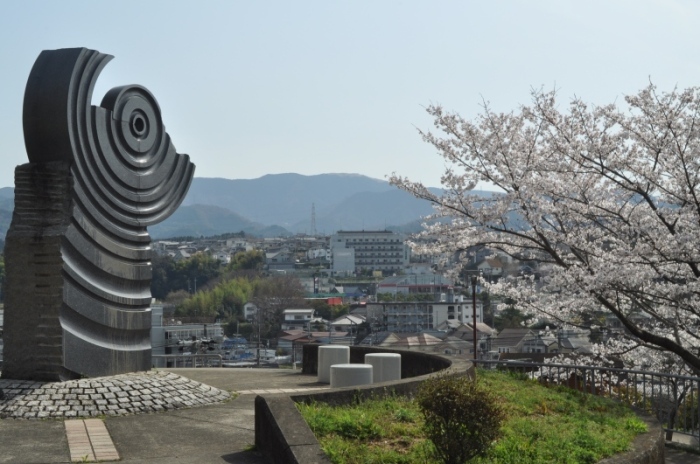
[{"x1": 471, "y1": 275, "x2": 478, "y2": 361}]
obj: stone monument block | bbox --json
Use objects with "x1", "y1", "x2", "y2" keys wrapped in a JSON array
[{"x1": 2, "y1": 48, "x2": 195, "y2": 381}]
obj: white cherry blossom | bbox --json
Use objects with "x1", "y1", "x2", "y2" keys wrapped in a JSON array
[{"x1": 391, "y1": 84, "x2": 700, "y2": 372}]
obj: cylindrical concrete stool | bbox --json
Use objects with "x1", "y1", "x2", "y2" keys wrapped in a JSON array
[
  {"x1": 317, "y1": 345, "x2": 350, "y2": 383},
  {"x1": 330, "y1": 363, "x2": 373, "y2": 388},
  {"x1": 364, "y1": 353, "x2": 402, "y2": 383}
]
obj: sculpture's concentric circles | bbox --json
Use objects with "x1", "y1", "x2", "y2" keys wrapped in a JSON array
[{"x1": 3, "y1": 47, "x2": 195, "y2": 381}]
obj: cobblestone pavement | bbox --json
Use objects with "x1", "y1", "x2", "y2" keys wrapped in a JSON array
[{"x1": 0, "y1": 370, "x2": 230, "y2": 419}]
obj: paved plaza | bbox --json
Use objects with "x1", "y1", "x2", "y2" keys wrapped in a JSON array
[
  {"x1": 0, "y1": 368, "x2": 329, "y2": 463},
  {"x1": 0, "y1": 367, "x2": 697, "y2": 463}
]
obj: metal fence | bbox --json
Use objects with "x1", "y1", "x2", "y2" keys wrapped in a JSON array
[
  {"x1": 475, "y1": 360, "x2": 700, "y2": 447},
  {"x1": 152, "y1": 354, "x2": 223, "y2": 368}
]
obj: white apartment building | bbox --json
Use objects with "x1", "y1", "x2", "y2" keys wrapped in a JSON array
[
  {"x1": 376, "y1": 274, "x2": 454, "y2": 297},
  {"x1": 366, "y1": 297, "x2": 484, "y2": 333},
  {"x1": 330, "y1": 230, "x2": 410, "y2": 275}
]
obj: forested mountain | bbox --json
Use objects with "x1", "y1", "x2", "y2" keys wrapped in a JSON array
[{"x1": 0, "y1": 173, "x2": 465, "y2": 239}]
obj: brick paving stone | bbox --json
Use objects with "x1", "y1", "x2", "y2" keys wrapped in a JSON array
[{"x1": 0, "y1": 371, "x2": 231, "y2": 419}]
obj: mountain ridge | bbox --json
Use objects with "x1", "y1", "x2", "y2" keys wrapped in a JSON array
[{"x1": 0, "y1": 173, "x2": 457, "y2": 239}]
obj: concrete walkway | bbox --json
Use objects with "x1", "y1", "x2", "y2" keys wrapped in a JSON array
[
  {"x1": 0, "y1": 367, "x2": 698, "y2": 463},
  {"x1": 666, "y1": 448, "x2": 700, "y2": 464},
  {"x1": 0, "y1": 368, "x2": 328, "y2": 463}
]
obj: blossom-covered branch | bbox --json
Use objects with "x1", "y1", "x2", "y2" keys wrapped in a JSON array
[{"x1": 391, "y1": 84, "x2": 700, "y2": 372}]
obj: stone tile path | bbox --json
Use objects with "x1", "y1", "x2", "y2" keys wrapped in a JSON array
[
  {"x1": 0, "y1": 370, "x2": 230, "y2": 419},
  {"x1": 65, "y1": 419, "x2": 119, "y2": 462}
]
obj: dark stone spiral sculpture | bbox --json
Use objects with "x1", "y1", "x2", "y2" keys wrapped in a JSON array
[{"x1": 2, "y1": 48, "x2": 195, "y2": 381}]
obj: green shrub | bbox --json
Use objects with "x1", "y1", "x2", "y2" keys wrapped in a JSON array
[{"x1": 416, "y1": 373, "x2": 505, "y2": 464}]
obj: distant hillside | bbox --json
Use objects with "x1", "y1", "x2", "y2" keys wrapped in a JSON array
[
  {"x1": 0, "y1": 173, "x2": 475, "y2": 240},
  {"x1": 148, "y1": 204, "x2": 291, "y2": 239},
  {"x1": 0, "y1": 187, "x2": 13, "y2": 240},
  {"x1": 182, "y1": 173, "x2": 394, "y2": 228},
  {"x1": 0, "y1": 187, "x2": 13, "y2": 211},
  {"x1": 292, "y1": 188, "x2": 438, "y2": 234}
]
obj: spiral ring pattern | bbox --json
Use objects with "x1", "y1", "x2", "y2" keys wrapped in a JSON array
[{"x1": 19, "y1": 48, "x2": 195, "y2": 378}]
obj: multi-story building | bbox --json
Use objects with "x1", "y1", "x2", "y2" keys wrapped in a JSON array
[
  {"x1": 376, "y1": 274, "x2": 454, "y2": 297},
  {"x1": 150, "y1": 304, "x2": 224, "y2": 368},
  {"x1": 366, "y1": 297, "x2": 484, "y2": 333},
  {"x1": 281, "y1": 309, "x2": 314, "y2": 331},
  {"x1": 330, "y1": 230, "x2": 410, "y2": 275}
]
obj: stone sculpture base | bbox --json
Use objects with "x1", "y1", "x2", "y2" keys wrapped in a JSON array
[{"x1": 3, "y1": 162, "x2": 74, "y2": 381}]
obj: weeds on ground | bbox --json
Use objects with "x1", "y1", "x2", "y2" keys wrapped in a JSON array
[{"x1": 298, "y1": 369, "x2": 648, "y2": 464}]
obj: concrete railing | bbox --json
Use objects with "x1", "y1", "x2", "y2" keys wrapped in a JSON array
[
  {"x1": 152, "y1": 354, "x2": 223, "y2": 368},
  {"x1": 302, "y1": 343, "x2": 453, "y2": 378},
  {"x1": 255, "y1": 345, "x2": 469, "y2": 464}
]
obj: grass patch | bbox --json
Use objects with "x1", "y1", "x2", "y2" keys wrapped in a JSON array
[{"x1": 297, "y1": 369, "x2": 648, "y2": 464}]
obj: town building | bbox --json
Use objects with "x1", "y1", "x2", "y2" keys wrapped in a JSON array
[
  {"x1": 150, "y1": 304, "x2": 224, "y2": 368},
  {"x1": 243, "y1": 302, "x2": 257, "y2": 321},
  {"x1": 329, "y1": 314, "x2": 365, "y2": 335},
  {"x1": 490, "y1": 328, "x2": 536, "y2": 354},
  {"x1": 280, "y1": 309, "x2": 314, "y2": 331},
  {"x1": 330, "y1": 230, "x2": 410, "y2": 275},
  {"x1": 376, "y1": 274, "x2": 454, "y2": 297},
  {"x1": 366, "y1": 297, "x2": 484, "y2": 333}
]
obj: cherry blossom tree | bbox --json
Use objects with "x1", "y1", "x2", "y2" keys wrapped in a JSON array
[{"x1": 390, "y1": 84, "x2": 700, "y2": 372}]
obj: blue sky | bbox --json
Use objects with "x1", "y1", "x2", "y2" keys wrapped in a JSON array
[{"x1": 1, "y1": 1, "x2": 699, "y2": 189}]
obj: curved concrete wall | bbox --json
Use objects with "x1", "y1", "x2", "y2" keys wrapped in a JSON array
[
  {"x1": 256, "y1": 345, "x2": 665, "y2": 464},
  {"x1": 302, "y1": 343, "x2": 453, "y2": 379}
]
